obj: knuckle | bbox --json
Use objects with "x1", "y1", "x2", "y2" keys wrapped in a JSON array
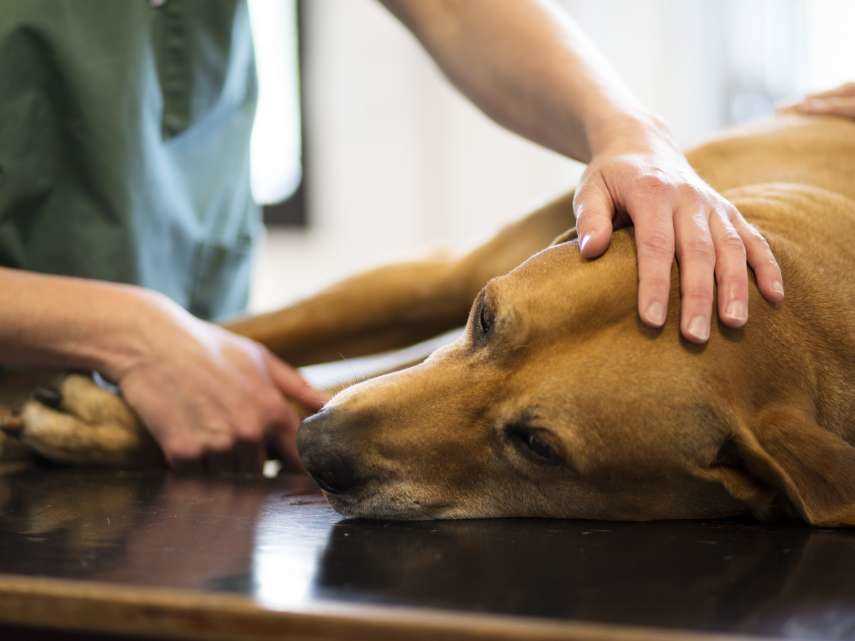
[
  {"x1": 572, "y1": 183, "x2": 595, "y2": 209},
  {"x1": 640, "y1": 275, "x2": 672, "y2": 294},
  {"x1": 750, "y1": 235, "x2": 773, "y2": 256},
  {"x1": 236, "y1": 336, "x2": 263, "y2": 359},
  {"x1": 715, "y1": 255, "x2": 748, "y2": 275},
  {"x1": 722, "y1": 203, "x2": 741, "y2": 221},
  {"x1": 718, "y1": 233, "x2": 747, "y2": 256},
  {"x1": 716, "y1": 268, "x2": 747, "y2": 288},
  {"x1": 638, "y1": 230, "x2": 674, "y2": 258},
  {"x1": 744, "y1": 223, "x2": 768, "y2": 243},
  {"x1": 762, "y1": 256, "x2": 782, "y2": 273},
  {"x1": 682, "y1": 285, "x2": 713, "y2": 304},
  {"x1": 635, "y1": 172, "x2": 674, "y2": 196},
  {"x1": 677, "y1": 183, "x2": 704, "y2": 204},
  {"x1": 680, "y1": 238, "x2": 715, "y2": 262}
]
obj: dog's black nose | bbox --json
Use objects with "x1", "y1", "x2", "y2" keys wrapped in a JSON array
[
  {"x1": 299, "y1": 409, "x2": 364, "y2": 495},
  {"x1": 309, "y1": 451, "x2": 359, "y2": 495}
]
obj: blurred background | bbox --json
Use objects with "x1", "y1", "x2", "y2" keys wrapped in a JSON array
[{"x1": 246, "y1": 0, "x2": 855, "y2": 314}]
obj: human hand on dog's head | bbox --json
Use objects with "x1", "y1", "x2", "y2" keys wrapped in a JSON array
[
  {"x1": 572, "y1": 113, "x2": 785, "y2": 344},
  {"x1": 779, "y1": 82, "x2": 855, "y2": 120}
]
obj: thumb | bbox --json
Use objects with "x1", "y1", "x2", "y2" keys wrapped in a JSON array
[
  {"x1": 265, "y1": 352, "x2": 329, "y2": 411},
  {"x1": 573, "y1": 176, "x2": 616, "y2": 259}
]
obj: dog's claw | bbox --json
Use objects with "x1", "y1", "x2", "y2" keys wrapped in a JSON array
[
  {"x1": 33, "y1": 386, "x2": 62, "y2": 409},
  {"x1": 0, "y1": 414, "x2": 24, "y2": 435}
]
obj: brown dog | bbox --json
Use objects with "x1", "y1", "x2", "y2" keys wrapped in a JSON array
[
  {"x1": 294, "y1": 114, "x2": 855, "y2": 526},
  {"x1": 2, "y1": 114, "x2": 854, "y2": 528}
]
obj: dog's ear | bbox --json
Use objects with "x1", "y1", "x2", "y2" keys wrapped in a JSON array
[
  {"x1": 550, "y1": 227, "x2": 578, "y2": 246},
  {"x1": 703, "y1": 407, "x2": 855, "y2": 526}
]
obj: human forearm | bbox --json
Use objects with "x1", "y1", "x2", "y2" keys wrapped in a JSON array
[
  {"x1": 0, "y1": 267, "x2": 159, "y2": 377},
  {"x1": 379, "y1": 0, "x2": 650, "y2": 162},
  {"x1": 0, "y1": 266, "x2": 325, "y2": 470}
]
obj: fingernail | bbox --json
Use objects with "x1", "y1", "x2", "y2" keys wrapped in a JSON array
[
  {"x1": 802, "y1": 98, "x2": 825, "y2": 111},
  {"x1": 687, "y1": 315, "x2": 710, "y2": 342},
  {"x1": 772, "y1": 281, "x2": 785, "y2": 298},
  {"x1": 645, "y1": 302, "x2": 667, "y2": 326},
  {"x1": 579, "y1": 233, "x2": 591, "y2": 253},
  {"x1": 725, "y1": 300, "x2": 747, "y2": 323}
]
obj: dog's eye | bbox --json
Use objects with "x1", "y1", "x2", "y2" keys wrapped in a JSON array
[
  {"x1": 506, "y1": 425, "x2": 562, "y2": 466},
  {"x1": 478, "y1": 298, "x2": 494, "y2": 337}
]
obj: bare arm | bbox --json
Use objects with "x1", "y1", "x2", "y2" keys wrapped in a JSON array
[
  {"x1": 379, "y1": 0, "x2": 638, "y2": 164},
  {"x1": 0, "y1": 268, "x2": 324, "y2": 469},
  {"x1": 0, "y1": 268, "x2": 156, "y2": 373},
  {"x1": 379, "y1": 0, "x2": 784, "y2": 342}
]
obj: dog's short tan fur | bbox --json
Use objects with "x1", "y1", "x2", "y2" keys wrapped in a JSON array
[{"x1": 2, "y1": 115, "x2": 854, "y2": 526}]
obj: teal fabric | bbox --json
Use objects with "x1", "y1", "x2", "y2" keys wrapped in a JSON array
[{"x1": 0, "y1": 0, "x2": 260, "y2": 321}]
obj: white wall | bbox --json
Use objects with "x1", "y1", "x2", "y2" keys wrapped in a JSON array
[{"x1": 248, "y1": 0, "x2": 847, "y2": 313}]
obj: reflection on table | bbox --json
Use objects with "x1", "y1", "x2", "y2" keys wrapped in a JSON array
[{"x1": 1, "y1": 466, "x2": 855, "y2": 639}]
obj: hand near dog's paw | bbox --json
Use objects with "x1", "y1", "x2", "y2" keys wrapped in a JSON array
[
  {"x1": 779, "y1": 82, "x2": 855, "y2": 120},
  {"x1": 573, "y1": 115, "x2": 784, "y2": 344},
  {"x1": 105, "y1": 296, "x2": 328, "y2": 475}
]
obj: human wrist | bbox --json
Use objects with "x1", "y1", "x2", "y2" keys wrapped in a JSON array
[
  {"x1": 584, "y1": 107, "x2": 677, "y2": 159},
  {"x1": 93, "y1": 287, "x2": 181, "y2": 381}
]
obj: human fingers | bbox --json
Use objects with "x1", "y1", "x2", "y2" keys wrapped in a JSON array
[
  {"x1": 728, "y1": 210, "x2": 785, "y2": 304},
  {"x1": 265, "y1": 351, "x2": 328, "y2": 410},
  {"x1": 573, "y1": 173, "x2": 616, "y2": 259},
  {"x1": 268, "y1": 400, "x2": 304, "y2": 472},
  {"x1": 624, "y1": 186, "x2": 676, "y2": 329},
  {"x1": 801, "y1": 82, "x2": 855, "y2": 100},
  {"x1": 673, "y1": 205, "x2": 715, "y2": 343},
  {"x1": 709, "y1": 205, "x2": 750, "y2": 328},
  {"x1": 795, "y1": 96, "x2": 855, "y2": 119}
]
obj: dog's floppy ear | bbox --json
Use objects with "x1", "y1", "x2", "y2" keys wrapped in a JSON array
[
  {"x1": 550, "y1": 227, "x2": 578, "y2": 246},
  {"x1": 704, "y1": 407, "x2": 855, "y2": 526}
]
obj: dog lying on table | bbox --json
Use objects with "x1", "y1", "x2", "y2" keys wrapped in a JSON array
[{"x1": 1, "y1": 114, "x2": 854, "y2": 527}]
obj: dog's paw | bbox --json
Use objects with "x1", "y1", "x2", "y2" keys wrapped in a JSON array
[{"x1": 15, "y1": 374, "x2": 164, "y2": 468}]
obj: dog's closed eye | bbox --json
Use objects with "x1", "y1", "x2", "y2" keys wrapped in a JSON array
[
  {"x1": 479, "y1": 298, "x2": 494, "y2": 337},
  {"x1": 472, "y1": 289, "x2": 496, "y2": 346},
  {"x1": 714, "y1": 436, "x2": 745, "y2": 471},
  {"x1": 505, "y1": 423, "x2": 563, "y2": 466}
]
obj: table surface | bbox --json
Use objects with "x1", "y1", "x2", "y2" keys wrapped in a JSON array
[{"x1": 0, "y1": 466, "x2": 854, "y2": 641}]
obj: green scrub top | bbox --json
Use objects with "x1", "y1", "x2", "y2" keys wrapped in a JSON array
[{"x1": 0, "y1": 0, "x2": 260, "y2": 321}]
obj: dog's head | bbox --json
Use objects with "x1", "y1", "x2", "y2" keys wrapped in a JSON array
[{"x1": 298, "y1": 229, "x2": 855, "y2": 526}]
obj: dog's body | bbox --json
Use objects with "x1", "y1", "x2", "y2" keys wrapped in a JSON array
[{"x1": 2, "y1": 115, "x2": 854, "y2": 526}]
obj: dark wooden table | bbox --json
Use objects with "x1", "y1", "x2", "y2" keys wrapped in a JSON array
[{"x1": 0, "y1": 465, "x2": 853, "y2": 641}]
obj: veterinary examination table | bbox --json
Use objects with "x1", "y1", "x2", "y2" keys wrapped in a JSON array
[{"x1": 0, "y1": 466, "x2": 853, "y2": 641}]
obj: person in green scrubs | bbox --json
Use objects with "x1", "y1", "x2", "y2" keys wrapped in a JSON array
[{"x1": 0, "y1": 0, "x2": 785, "y2": 473}]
